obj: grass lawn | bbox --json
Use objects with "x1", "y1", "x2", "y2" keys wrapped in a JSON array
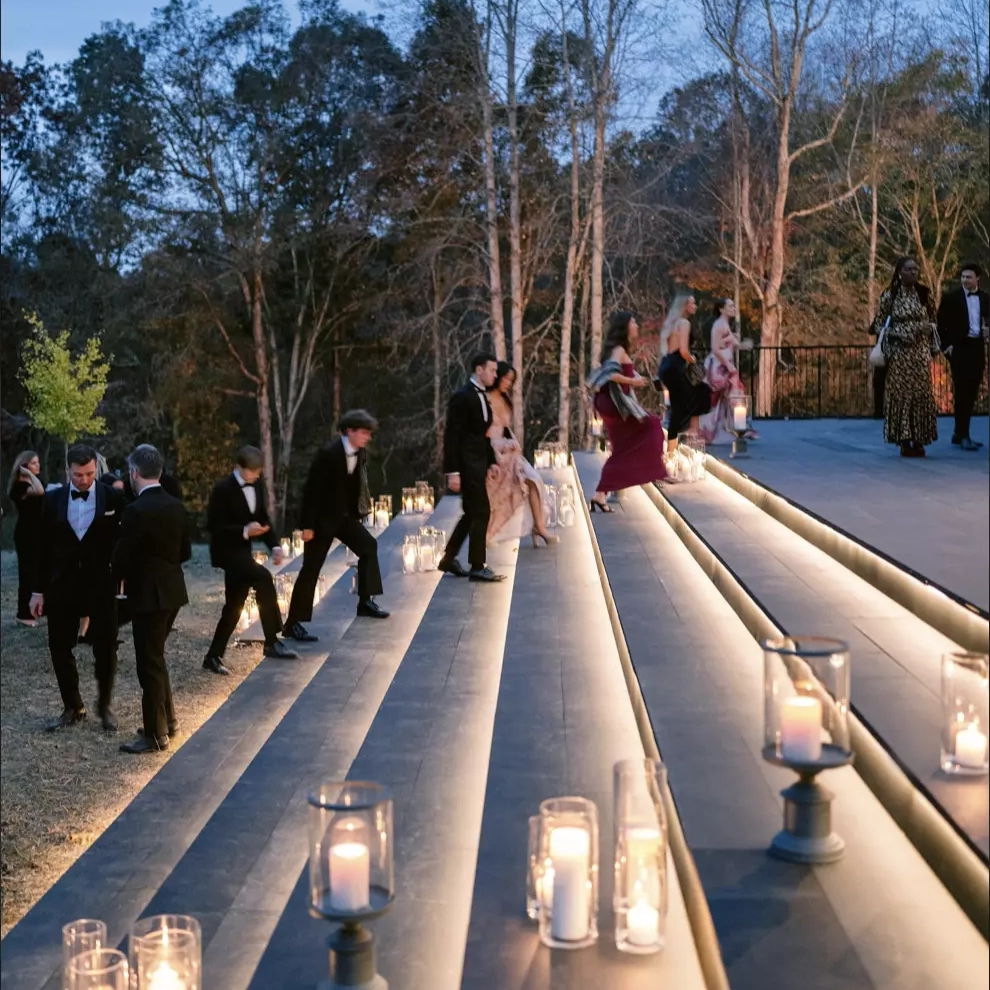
[{"x1": 0, "y1": 546, "x2": 264, "y2": 936}]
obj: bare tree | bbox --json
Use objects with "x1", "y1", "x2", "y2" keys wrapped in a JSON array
[{"x1": 703, "y1": 0, "x2": 863, "y2": 413}]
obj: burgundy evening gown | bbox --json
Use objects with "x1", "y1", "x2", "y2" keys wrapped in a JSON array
[{"x1": 593, "y1": 362, "x2": 667, "y2": 492}]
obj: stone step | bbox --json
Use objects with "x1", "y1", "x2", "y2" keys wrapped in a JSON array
[
  {"x1": 0, "y1": 503, "x2": 459, "y2": 990},
  {"x1": 572, "y1": 452, "x2": 988, "y2": 990},
  {"x1": 657, "y1": 470, "x2": 989, "y2": 861}
]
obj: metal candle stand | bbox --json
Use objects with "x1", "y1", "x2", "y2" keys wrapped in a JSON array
[
  {"x1": 761, "y1": 745, "x2": 853, "y2": 863},
  {"x1": 729, "y1": 393, "x2": 751, "y2": 459},
  {"x1": 321, "y1": 922, "x2": 387, "y2": 990}
]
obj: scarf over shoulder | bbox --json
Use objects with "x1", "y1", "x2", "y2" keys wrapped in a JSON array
[{"x1": 587, "y1": 360, "x2": 649, "y2": 422}]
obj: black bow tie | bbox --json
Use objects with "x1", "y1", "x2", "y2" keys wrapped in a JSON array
[
  {"x1": 967, "y1": 291, "x2": 979, "y2": 297},
  {"x1": 70, "y1": 489, "x2": 90, "y2": 501},
  {"x1": 239, "y1": 480, "x2": 255, "y2": 489}
]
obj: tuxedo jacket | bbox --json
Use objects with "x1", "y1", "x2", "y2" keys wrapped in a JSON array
[
  {"x1": 112, "y1": 487, "x2": 191, "y2": 614},
  {"x1": 35, "y1": 483, "x2": 126, "y2": 613},
  {"x1": 443, "y1": 383, "x2": 496, "y2": 480},
  {"x1": 123, "y1": 471, "x2": 183, "y2": 504},
  {"x1": 299, "y1": 439, "x2": 367, "y2": 536},
  {"x1": 207, "y1": 474, "x2": 278, "y2": 569},
  {"x1": 937, "y1": 287, "x2": 989, "y2": 351}
]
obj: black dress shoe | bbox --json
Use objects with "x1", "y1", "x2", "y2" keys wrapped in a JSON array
[
  {"x1": 951, "y1": 435, "x2": 961, "y2": 445},
  {"x1": 203, "y1": 655, "x2": 231, "y2": 675},
  {"x1": 357, "y1": 599, "x2": 390, "y2": 619},
  {"x1": 99, "y1": 708, "x2": 118, "y2": 732},
  {"x1": 438, "y1": 557, "x2": 469, "y2": 577},
  {"x1": 120, "y1": 734, "x2": 168, "y2": 755},
  {"x1": 469, "y1": 566, "x2": 506, "y2": 583},
  {"x1": 44, "y1": 708, "x2": 87, "y2": 732},
  {"x1": 264, "y1": 639, "x2": 299, "y2": 659},
  {"x1": 284, "y1": 621, "x2": 319, "y2": 642},
  {"x1": 960, "y1": 437, "x2": 982, "y2": 451}
]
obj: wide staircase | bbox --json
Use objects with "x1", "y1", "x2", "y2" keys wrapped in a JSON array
[{"x1": 2, "y1": 456, "x2": 988, "y2": 990}]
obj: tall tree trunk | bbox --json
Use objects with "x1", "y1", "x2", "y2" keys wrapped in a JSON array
[
  {"x1": 505, "y1": 0, "x2": 525, "y2": 440},
  {"x1": 578, "y1": 262, "x2": 591, "y2": 445},
  {"x1": 432, "y1": 264, "x2": 445, "y2": 471},
  {"x1": 868, "y1": 176, "x2": 879, "y2": 316},
  {"x1": 332, "y1": 346, "x2": 341, "y2": 428},
  {"x1": 558, "y1": 7, "x2": 581, "y2": 445},
  {"x1": 589, "y1": 106, "x2": 607, "y2": 371},
  {"x1": 250, "y1": 267, "x2": 276, "y2": 519},
  {"x1": 478, "y1": 15, "x2": 507, "y2": 363}
]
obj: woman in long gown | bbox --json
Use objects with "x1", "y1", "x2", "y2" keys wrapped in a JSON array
[
  {"x1": 657, "y1": 294, "x2": 712, "y2": 454},
  {"x1": 698, "y1": 297, "x2": 756, "y2": 443},
  {"x1": 871, "y1": 257, "x2": 938, "y2": 456},
  {"x1": 586, "y1": 311, "x2": 667, "y2": 512},
  {"x1": 485, "y1": 363, "x2": 559, "y2": 546}
]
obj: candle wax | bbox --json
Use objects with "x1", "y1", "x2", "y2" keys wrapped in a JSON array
[
  {"x1": 329, "y1": 841, "x2": 371, "y2": 912},
  {"x1": 625, "y1": 898, "x2": 660, "y2": 946},
  {"x1": 548, "y1": 826, "x2": 590, "y2": 941},
  {"x1": 780, "y1": 696, "x2": 823, "y2": 762}
]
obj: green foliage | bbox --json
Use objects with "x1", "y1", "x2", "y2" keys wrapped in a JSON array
[{"x1": 18, "y1": 312, "x2": 111, "y2": 446}]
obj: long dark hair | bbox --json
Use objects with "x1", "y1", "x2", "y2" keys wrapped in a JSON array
[
  {"x1": 601, "y1": 311, "x2": 634, "y2": 363},
  {"x1": 491, "y1": 360, "x2": 515, "y2": 408}
]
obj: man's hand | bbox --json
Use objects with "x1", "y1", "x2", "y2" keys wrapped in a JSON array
[
  {"x1": 487, "y1": 465, "x2": 500, "y2": 481},
  {"x1": 302, "y1": 529, "x2": 315, "y2": 542},
  {"x1": 29, "y1": 593, "x2": 44, "y2": 619},
  {"x1": 272, "y1": 547, "x2": 284, "y2": 566},
  {"x1": 447, "y1": 473, "x2": 461, "y2": 494},
  {"x1": 246, "y1": 522, "x2": 269, "y2": 538}
]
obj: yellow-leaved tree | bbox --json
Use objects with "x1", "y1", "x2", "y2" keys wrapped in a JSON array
[{"x1": 18, "y1": 312, "x2": 112, "y2": 473}]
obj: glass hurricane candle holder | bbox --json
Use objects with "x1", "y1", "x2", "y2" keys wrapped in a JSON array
[
  {"x1": 417, "y1": 528, "x2": 437, "y2": 571},
  {"x1": 292, "y1": 530, "x2": 304, "y2": 557},
  {"x1": 613, "y1": 758, "x2": 668, "y2": 955},
  {"x1": 535, "y1": 796, "x2": 599, "y2": 950},
  {"x1": 551, "y1": 443, "x2": 569, "y2": 470},
  {"x1": 941, "y1": 652, "x2": 989, "y2": 776},
  {"x1": 763, "y1": 637, "x2": 853, "y2": 863},
  {"x1": 729, "y1": 393, "x2": 751, "y2": 458},
  {"x1": 401, "y1": 488, "x2": 416, "y2": 515},
  {"x1": 129, "y1": 914, "x2": 201, "y2": 990},
  {"x1": 374, "y1": 497, "x2": 390, "y2": 532},
  {"x1": 67, "y1": 948, "x2": 128, "y2": 990},
  {"x1": 309, "y1": 782, "x2": 394, "y2": 989},
  {"x1": 557, "y1": 484, "x2": 576, "y2": 528},
  {"x1": 590, "y1": 413, "x2": 603, "y2": 438},
  {"x1": 525, "y1": 814, "x2": 546, "y2": 921},
  {"x1": 534, "y1": 446, "x2": 551, "y2": 470},
  {"x1": 64, "y1": 919, "x2": 108, "y2": 985},
  {"x1": 401, "y1": 536, "x2": 419, "y2": 575}
]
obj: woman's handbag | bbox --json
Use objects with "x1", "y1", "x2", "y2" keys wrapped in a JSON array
[
  {"x1": 684, "y1": 359, "x2": 705, "y2": 386},
  {"x1": 869, "y1": 317, "x2": 890, "y2": 368}
]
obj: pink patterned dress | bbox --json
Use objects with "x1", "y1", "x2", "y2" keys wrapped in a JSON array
[{"x1": 485, "y1": 398, "x2": 544, "y2": 542}]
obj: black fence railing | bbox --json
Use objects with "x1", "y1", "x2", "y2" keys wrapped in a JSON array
[{"x1": 736, "y1": 345, "x2": 990, "y2": 419}]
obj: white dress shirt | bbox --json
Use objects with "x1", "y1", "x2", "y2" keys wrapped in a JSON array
[
  {"x1": 469, "y1": 376, "x2": 490, "y2": 419},
  {"x1": 966, "y1": 292, "x2": 981, "y2": 338},
  {"x1": 67, "y1": 483, "x2": 97, "y2": 541},
  {"x1": 342, "y1": 436, "x2": 359, "y2": 475},
  {"x1": 233, "y1": 469, "x2": 257, "y2": 513}
]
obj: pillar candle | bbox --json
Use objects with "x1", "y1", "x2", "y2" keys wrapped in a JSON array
[
  {"x1": 625, "y1": 896, "x2": 660, "y2": 947},
  {"x1": 955, "y1": 724, "x2": 988, "y2": 769},
  {"x1": 329, "y1": 841, "x2": 371, "y2": 912},
  {"x1": 732, "y1": 405, "x2": 748, "y2": 431},
  {"x1": 549, "y1": 826, "x2": 590, "y2": 941},
  {"x1": 780, "y1": 696, "x2": 823, "y2": 762}
]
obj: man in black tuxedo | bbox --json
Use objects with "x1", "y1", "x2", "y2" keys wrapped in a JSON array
[
  {"x1": 112, "y1": 445, "x2": 191, "y2": 754},
  {"x1": 283, "y1": 409, "x2": 389, "y2": 642},
  {"x1": 30, "y1": 444, "x2": 125, "y2": 732},
  {"x1": 938, "y1": 262, "x2": 988, "y2": 451},
  {"x1": 204, "y1": 446, "x2": 297, "y2": 674},
  {"x1": 438, "y1": 352, "x2": 504, "y2": 583}
]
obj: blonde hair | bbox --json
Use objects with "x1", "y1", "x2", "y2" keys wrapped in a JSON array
[
  {"x1": 7, "y1": 450, "x2": 40, "y2": 497},
  {"x1": 659, "y1": 293, "x2": 694, "y2": 359}
]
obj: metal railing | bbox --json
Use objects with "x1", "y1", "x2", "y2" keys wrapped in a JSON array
[{"x1": 736, "y1": 345, "x2": 990, "y2": 419}]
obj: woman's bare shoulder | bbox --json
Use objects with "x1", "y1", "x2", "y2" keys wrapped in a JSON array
[{"x1": 611, "y1": 345, "x2": 630, "y2": 362}]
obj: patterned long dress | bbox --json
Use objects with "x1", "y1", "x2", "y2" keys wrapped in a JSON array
[
  {"x1": 485, "y1": 397, "x2": 545, "y2": 542},
  {"x1": 874, "y1": 286, "x2": 938, "y2": 446}
]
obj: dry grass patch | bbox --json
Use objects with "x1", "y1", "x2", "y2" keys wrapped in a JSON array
[{"x1": 0, "y1": 546, "x2": 263, "y2": 936}]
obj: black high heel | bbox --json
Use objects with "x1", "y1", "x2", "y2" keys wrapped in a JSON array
[{"x1": 589, "y1": 498, "x2": 614, "y2": 513}]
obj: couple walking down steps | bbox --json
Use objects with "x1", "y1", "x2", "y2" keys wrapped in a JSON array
[{"x1": 439, "y1": 353, "x2": 558, "y2": 583}]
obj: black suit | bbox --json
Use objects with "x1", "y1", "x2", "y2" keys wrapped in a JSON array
[
  {"x1": 442, "y1": 382, "x2": 496, "y2": 569},
  {"x1": 206, "y1": 473, "x2": 282, "y2": 656},
  {"x1": 286, "y1": 439, "x2": 382, "y2": 624},
  {"x1": 938, "y1": 287, "x2": 989, "y2": 441},
  {"x1": 35, "y1": 483, "x2": 125, "y2": 713},
  {"x1": 112, "y1": 486, "x2": 191, "y2": 738}
]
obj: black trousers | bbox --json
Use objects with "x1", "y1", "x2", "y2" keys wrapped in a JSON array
[
  {"x1": 208, "y1": 556, "x2": 282, "y2": 656},
  {"x1": 13, "y1": 525, "x2": 36, "y2": 620},
  {"x1": 46, "y1": 599, "x2": 118, "y2": 713},
  {"x1": 872, "y1": 365, "x2": 887, "y2": 419},
  {"x1": 443, "y1": 470, "x2": 490, "y2": 570},
  {"x1": 950, "y1": 338, "x2": 986, "y2": 441},
  {"x1": 133, "y1": 609, "x2": 178, "y2": 739},
  {"x1": 286, "y1": 519, "x2": 383, "y2": 625}
]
